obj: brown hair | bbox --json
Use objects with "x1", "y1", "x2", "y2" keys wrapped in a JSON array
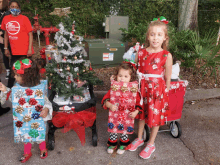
[
  {"x1": 36, "y1": 58, "x2": 46, "y2": 69},
  {"x1": 114, "y1": 62, "x2": 137, "y2": 82},
  {"x1": 9, "y1": 0, "x2": 21, "y2": 9},
  {"x1": 1, "y1": 0, "x2": 9, "y2": 11},
  {"x1": 145, "y1": 20, "x2": 169, "y2": 50},
  {"x1": 11, "y1": 57, "x2": 40, "y2": 87}
]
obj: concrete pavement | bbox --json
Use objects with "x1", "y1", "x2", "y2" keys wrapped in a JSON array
[{"x1": 1, "y1": 71, "x2": 220, "y2": 165}]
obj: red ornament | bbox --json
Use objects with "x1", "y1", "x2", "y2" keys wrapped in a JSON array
[
  {"x1": 89, "y1": 64, "x2": 93, "y2": 71},
  {"x1": 25, "y1": 88, "x2": 34, "y2": 96},
  {"x1": 29, "y1": 98, "x2": 38, "y2": 106},
  {"x1": 40, "y1": 48, "x2": 46, "y2": 55},
  {"x1": 68, "y1": 80, "x2": 72, "y2": 84},
  {"x1": 49, "y1": 86, "x2": 51, "y2": 90},
  {"x1": 15, "y1": 121, "x2": 23, "y2": 128},
  {"x1": 18, "y1": 98, "x2": 26, "y2": 105}
]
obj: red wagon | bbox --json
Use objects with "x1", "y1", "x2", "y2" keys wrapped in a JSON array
[{"x1": 143, "y1": 80, "x2": 188, "y2": 141}]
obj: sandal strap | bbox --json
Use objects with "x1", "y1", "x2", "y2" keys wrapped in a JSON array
[
  {"x1": 108, "y1": 145, "x2": 117, "y2": 150},
  {"x1": 119, "y1": 145, "x2": 126, "y2": 150}
]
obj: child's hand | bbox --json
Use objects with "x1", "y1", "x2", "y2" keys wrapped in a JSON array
[
  {"x1": 0, "y1": 82, "x2": 7, "y2": 92},
  {"x1": 40, "y1": 108, "x2": 49, "y2": 118},
  {"x1": 109, "y1": 104, "x2": 117, "y2": 112},
  {"x1": 129, "y1": 110, "x2": 139, "y2": 119},
  {"x1": 110, "y1": 75, "x2": 115, "y2": 81}
]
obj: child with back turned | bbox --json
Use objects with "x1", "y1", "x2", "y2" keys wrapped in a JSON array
[{"x1": 0, "y1": 58, "x2": 52, "y2": 163}]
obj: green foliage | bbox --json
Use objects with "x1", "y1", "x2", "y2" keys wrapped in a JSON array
[
  {"x1": 198, "y1": 0, "x2": 220, "y2": 37},
  {"x1": 18, "y1": 0, "x2": 220, "y2": 40},
  {"x1": 188, "y1": 31, "x2": 220, "y2": 82},
  {"x1": 169, "y1": 27, "x2": 199, "y2": 67},
  {"x1": 120, "y1": 21, "x2": 148, "y2": 44},
  {"x1": 118, "y1": 0, "x2": 178, "y2": 26}
]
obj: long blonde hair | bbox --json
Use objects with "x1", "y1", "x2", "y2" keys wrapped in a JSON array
[{"x1": 145, "y1": 20, "x2": 169, "y2": 50}]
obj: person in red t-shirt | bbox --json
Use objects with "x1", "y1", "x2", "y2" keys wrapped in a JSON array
[{"x1": 1, "y1": 0, "x2": 34, "y2": 88}]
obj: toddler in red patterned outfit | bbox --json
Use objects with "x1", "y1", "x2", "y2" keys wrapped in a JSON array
[{"x1": 102, "y1": 62, "x2": 143, "y2": 155}]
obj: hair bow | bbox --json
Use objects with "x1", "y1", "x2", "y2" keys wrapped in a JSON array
[
  {"x1": 152, "y1": 16, "x2": 169, "y2": 24},
  {"x1": 13, "y1": 59, "x2": 32, "y2": 74},
  {"x1": 123, "y1": 59, "x2": 137, "y2": 70}
]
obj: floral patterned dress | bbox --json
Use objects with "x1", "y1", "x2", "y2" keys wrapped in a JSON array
[{"x1": 138, "y1": 49, "x2": 170, "y2": 128}]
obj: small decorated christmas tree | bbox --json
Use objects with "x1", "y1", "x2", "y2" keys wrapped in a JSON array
[{"x1": 46, "y1": 17, "x2": 102, "y2": 103}]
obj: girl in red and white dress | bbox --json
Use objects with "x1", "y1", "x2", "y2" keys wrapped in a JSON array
[{"x1": 127, "y1": 17, "x2": 173, "y2": 159}]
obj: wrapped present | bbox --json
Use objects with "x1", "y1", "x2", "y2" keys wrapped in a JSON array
[
  {"x1": 73, "y1": 87, "x2": 91, "y2": 103},
  {"x1": 108, "y1": 80, "x2": 138, "y2": 134},
  {"x1": 12, "y1": 81, "x2": 47, "y2": 143}
]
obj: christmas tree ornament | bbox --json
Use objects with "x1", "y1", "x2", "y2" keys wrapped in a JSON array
[
  {"x1": 23, "y1": 115, "x2": 32, "y2": 122},
  {"x1": 50, "y1": 73, "x2": 53, "y2": 76},
  {"x1": 74, "y1": 55, "x2": 77, "y2": 60},
  {"x1": 89, "y1": 64, "x2": 93, "y2": 71},
  {"x1": 83, "y1": 70, "x2": 85, "y2": 72},
  {"x1": 15, "y1": 106, "x2": 24, "y2": 114},
  {"x1": 71, "y1": 21, "x2": 75, "y2": 35},
  {"x1": 63, "y1": 56, "x2": 67, "y2": 61},
  {"x1": 74, "y1": 67, "x2": 79, "y2": 72},
  {"x1": 66, "y1": 65, "x2": 70, "y2": 71}
]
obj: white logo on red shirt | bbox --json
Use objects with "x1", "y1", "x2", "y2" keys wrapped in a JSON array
[{"x1": 6, "y1": 21, "x2": 20, "y2": 35}]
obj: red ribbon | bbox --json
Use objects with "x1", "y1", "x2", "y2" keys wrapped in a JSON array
[{"x1": 52, "y1": 110, "x2": 96, "y2": 146}]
